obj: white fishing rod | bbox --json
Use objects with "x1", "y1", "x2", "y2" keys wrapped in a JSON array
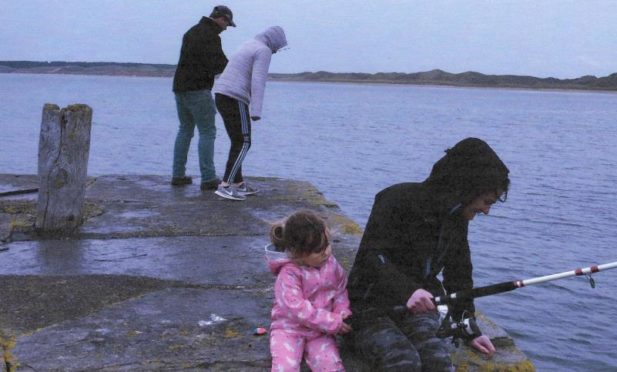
[
  {"x1": 415, "y1": 261, "x2": 617, "y2": 344},
  {"x1": 434, "y1": 261, "x2": 617, "y2": 305}
]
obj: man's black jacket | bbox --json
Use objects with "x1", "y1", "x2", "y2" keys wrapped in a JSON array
[{"x1": 173, "y1": 17, "x2": 228, "y2": 92}]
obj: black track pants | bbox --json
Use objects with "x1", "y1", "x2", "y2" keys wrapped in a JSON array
[{"x1": 215, "y1": 93, "x2": 251, "y2": 184}]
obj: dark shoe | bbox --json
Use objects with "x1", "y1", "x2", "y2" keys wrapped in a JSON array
[
  {"x1": 171, "y1": 176, "x2": 192, "y2": 186},
  {"x1": 200, "y1": 178, "x2": 221, "y2": 191}
]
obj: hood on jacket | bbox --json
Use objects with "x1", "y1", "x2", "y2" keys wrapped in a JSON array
[
  {"x1": 255, "y1": 26, "x2": 287, "y2": 53},
  {"x1": 201, "y1": 16, "x2": 224, "y2": 35},
  {"x1": 265, "y1": 243, "x2": 292, "y2": 275},
  {"x1": 425, "y1": 137, "x2": 510, "y2": 211}
]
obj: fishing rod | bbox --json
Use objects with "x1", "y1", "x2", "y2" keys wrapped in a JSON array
[
  {"x1": 393, "y1": 261, "x2": 617, "y2": 345},
  {"x1": 433, "y1": 260, "x2": 617, "y2": 306}
]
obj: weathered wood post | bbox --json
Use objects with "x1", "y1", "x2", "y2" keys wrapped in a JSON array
[{"x1": 36, "y1": 103, "x2": 93, "y2": 233}]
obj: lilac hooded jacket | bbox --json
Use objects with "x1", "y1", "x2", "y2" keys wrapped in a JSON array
[
  {"x1": 214, "y1": 26, "x2": 287, "y2": 118},
  {"x1": 265, "y1": 244, "x2": 352, "y2": 336}
]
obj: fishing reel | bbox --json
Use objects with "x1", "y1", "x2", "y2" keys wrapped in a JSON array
[{"x1": 437, "y1": 312, "x2": 481, "y2": 347}]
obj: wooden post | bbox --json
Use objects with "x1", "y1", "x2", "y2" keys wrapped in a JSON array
[{"x1": 36, "y1": 103, "x2": 93, "y2": 233}]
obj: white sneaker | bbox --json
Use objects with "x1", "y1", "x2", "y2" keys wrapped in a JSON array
[
  {"x1": 215, "y1": 184, "x2": 246, "y2": 201},
  {"x1": 236, "y1": 182, "x2": 259, "y2": 196}
]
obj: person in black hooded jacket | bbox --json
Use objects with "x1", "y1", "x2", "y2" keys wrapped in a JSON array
[{"x1": 346, "y1": 137, "x2": 510, "y2": 371}]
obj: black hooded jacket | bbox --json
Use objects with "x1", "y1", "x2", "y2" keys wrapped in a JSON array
[
  {"x1": 173, "y1": 17, "x2": 228, "y2": 93},
  {"x1": 347, "y1": 138, "x2": 510, "y2": 322}
]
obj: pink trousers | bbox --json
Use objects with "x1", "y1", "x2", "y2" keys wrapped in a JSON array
[{"x1": 270, "y1": 329, "x2": 345, "y2": 372}]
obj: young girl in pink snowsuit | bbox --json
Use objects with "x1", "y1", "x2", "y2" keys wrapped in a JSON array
[{"x1": 266, "y1": 209, "x2": 352, "y2": 372}]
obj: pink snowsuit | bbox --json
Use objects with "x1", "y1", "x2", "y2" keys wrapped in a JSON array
[{"x1": 266, "y1": 244, "x2": 352, "y2": 372}]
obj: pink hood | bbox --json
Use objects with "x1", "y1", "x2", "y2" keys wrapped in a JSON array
[{"x1": 265, "y1": 243, "x2": 292, "y2": 275}]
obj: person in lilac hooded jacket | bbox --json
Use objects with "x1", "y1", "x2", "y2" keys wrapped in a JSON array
[
  {"x1": 265, "y1": 209, "x2": 352, "y2": 371},
  {"x1": 213, "y1": 26, "x2": 288, "y2": 201}
]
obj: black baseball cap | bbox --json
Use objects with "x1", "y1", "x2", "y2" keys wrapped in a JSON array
[{"x1": 210, "y1": 5, "x2": 236, "y2": 27}]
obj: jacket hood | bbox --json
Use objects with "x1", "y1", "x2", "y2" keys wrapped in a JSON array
[
  {"x1": 201, "y1": 16, "x2": 224, "y2": 34},
  {"x1": 425, "y1": 137, "x2": 509, "y2": 211},
  {"x1": 255, "y1": 26, "x2": 287, "y2": 52},
  {"x1": 265, "y1": 243, "x2": 292, "y2": 275}
]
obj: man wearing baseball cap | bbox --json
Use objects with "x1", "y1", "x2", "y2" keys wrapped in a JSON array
[
  {"x1": 171, "y1": 5, "x2": 236, "y2": 191},
  {"x1": 210, "y1": 5, "x2": 236, "y2": 27}
]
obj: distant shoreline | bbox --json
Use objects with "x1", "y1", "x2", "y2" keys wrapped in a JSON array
[{"x1": 1, "y1": 61, "x2": 616, "y2": 91}]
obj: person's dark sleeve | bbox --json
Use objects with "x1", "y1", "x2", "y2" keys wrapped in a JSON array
[
  {"x1": 442, "y1": 226, "x2": 476, "y2": 320},
  {"x1": 204, "y1": 35, "x2": 228, "y2": 75},
  {"x1": 358, "y1": 195, "x2": 424, "y2": 307}
]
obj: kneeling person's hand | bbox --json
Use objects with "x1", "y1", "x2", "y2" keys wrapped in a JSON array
[
  {"x1": 470, "y1": 335, "x2": 496, "y2": 356},
  {"x1": 406, "y1": 288, "x2": 435, "y2": 314}
]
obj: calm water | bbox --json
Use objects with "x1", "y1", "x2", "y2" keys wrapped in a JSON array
[{"x1": 2, "y1": 73, "x2": 617, "y2": 371}]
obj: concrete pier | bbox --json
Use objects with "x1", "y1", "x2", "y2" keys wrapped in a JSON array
[{"x1": 0, "y1": 174, "x2": 533, "y2": 371}]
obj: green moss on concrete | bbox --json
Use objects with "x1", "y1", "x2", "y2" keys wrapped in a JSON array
[
  {"x1": 475, "y1": 360, "x2": 535, "y2": 372},
  {"x1": 453, "y1": 346, "x2": 535, "y2": 372},
  {"x1": 1, "y1": 334, "x2": 18, "y2": 371},
  {"x1": 273, "y1": 181, "x2": 338, "y2": 207},
  {"x1": 0, "y1": 200, "x2": 36, "y2": 215},
  {"x1": 335, "y1": 255, "x2": 354, "y2": 271},
  {"x1": 329, "y1": 214, "x2": 363, "y2": 235},
  {"x1": 0, "y1": 200, "x2": 104, "y2": 237},
  {"x1": 0, "y1": 275, "x2": 184, "y2": 335}
]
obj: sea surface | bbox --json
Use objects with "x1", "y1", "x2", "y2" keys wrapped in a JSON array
[{"x1": 2, "y1": 73, "x2": 617, "y2": 371}]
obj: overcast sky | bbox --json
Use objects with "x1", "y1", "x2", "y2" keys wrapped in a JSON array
[{"x1": 2, "y1": 0, "x2": 616, "y2": 79}]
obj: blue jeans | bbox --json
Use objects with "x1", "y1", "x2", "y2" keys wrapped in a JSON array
[{"x1": 172, "y1": 90, "x2": 217, "y2": 182}]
